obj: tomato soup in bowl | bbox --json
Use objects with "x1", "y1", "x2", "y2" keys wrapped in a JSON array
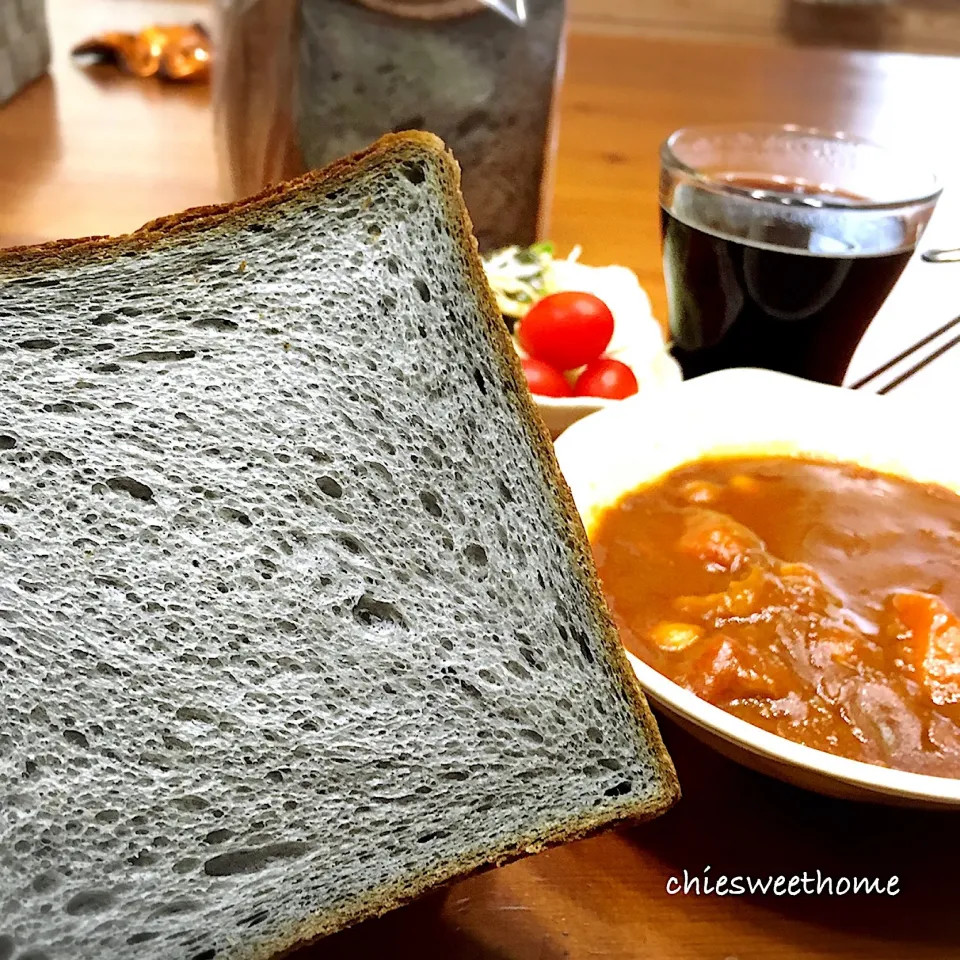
[{"x1": 554, "y1": 368, "x2": 960, "y2": 807}]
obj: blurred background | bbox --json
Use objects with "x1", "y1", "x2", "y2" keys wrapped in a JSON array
[
  {"x1": 3, "y1": 0, "x2": 960, "y2": 291},
  {"x1": 575, "y1": 0, "x2": 960, "y2": 51},
  {"x1": 2, "y1": 0, "x2": 960, "y2": 375}
]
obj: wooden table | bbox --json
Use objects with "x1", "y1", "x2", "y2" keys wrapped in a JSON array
[{"x1": 3, "y1": 4, "x2": 960, "y2": 958}]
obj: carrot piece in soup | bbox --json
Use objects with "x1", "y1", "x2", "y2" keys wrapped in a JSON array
[
  {"x1": 676, "y1": 509, "x2": 764, "y2": 572},
  {"x1": 891, "y1": 591, "x2": 960, "y2": 706},
  {"x1": 683, "y1": 634, "x2": 779, "y2": 703},
  {"x1": 675, "y1": 564, "x2": 768, "y2": 622}
]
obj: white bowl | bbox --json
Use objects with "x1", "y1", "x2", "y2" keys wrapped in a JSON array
[
  {"x1": 554, "y1": 367, "x2": 960, "y2": 808},
  {"x1": 513, "y1": 260, "x2": 682, "y2": 437},
  {"x1": 533, "y1": 350, "x2": 682, "y2": 438}
]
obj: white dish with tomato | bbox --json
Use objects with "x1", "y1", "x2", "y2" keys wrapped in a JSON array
[{"x1": 483, "y1": 245, "x2": 682, "y2": 436}]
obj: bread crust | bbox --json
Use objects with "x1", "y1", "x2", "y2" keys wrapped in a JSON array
[{"x1": 0, "y1": 131, "x2": 680, "y2": 959}]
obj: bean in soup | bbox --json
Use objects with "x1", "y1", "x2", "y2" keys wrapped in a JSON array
[{"x1": 591, "y1": 457, "x2": 960, "y2": 778}]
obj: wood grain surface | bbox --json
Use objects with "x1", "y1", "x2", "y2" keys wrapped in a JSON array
[
  {"x1": 568, "y1": 0, "x2": 960, "y2": 57},
  {"x1": 2, "y1": 3, "x2": 960, "y2": 957},
  {"x1": 0, "y1": 0, "x2": 217, "y2": 250}
]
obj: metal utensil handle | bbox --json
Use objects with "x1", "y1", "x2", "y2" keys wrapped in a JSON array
[{"x1": 922, "y1": 248, "x2": 960, "y2": 263}]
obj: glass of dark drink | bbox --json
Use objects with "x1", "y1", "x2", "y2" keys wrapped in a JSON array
[{"x1": 660, "y1": 124, "x2": 941, "y2": 385}]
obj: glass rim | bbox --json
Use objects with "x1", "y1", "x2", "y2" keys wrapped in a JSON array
[{"x1": 660, "y1": 122, "x2": 942, "y2": 213}]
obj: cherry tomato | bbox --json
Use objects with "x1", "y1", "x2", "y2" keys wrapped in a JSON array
[
  {"x1": 517, "y1": 292, "x2": 615, "y2": 371},
  {"x1": 520, "y1": 356, "x2": 573, "y2": 398},
  {"x1": 574, "y1": 358, "x2": 639, "y2": 400}
]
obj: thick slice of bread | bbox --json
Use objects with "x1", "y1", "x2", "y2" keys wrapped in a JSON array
[{"x1": 0, "y1": 132, "x2": 678, "y2": 960}]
